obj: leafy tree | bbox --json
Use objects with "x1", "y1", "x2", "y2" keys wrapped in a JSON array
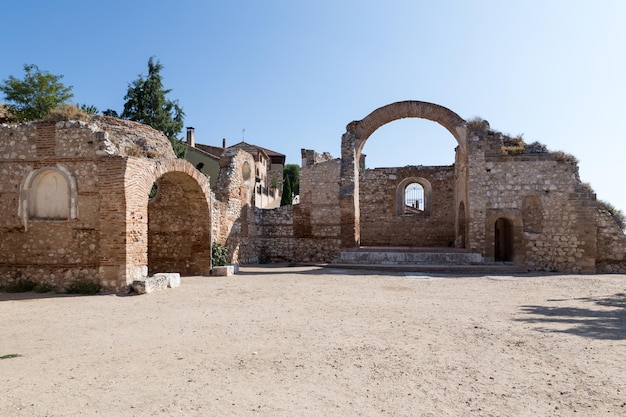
[
  {"x1": 121, "y1": 57, "x2": 186, "y2": 157},
  {"x1": 102, "y1": 109, "x2": 119, "y2": 117},
  {"x1": 0, "y1": 64, "x2": 73, "y2": 122},
  {"x1": 281, "y1": 175, "x2": 293, "y2": 206},
  {"x1": 283, "y1": 164, "x2": 300, "y2": 197}
]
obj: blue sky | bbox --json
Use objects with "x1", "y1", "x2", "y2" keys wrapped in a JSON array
[{"x1": 3, "y1": 0, "x2": 626, "y2": 211}]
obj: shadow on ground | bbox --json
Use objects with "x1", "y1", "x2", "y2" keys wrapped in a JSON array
[{"x1": 516, "y1": 292, "x2": 626, "y2": 340}]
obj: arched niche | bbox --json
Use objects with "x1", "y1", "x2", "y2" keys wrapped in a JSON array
[{"x1": 19, "y1": 165, "x2": 78, "y2": 230}]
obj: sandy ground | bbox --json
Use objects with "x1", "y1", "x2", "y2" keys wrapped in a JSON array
[{"x1": 1, "y1": 266, "x2": 625, "y2": 417}]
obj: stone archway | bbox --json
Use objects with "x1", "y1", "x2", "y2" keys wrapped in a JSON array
[{"x1": 339, "y1": 101, "x2": 468, "y2": 248}]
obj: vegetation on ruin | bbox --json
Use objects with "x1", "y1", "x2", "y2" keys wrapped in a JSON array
[
  {"x1": 212, "y1": 242, "x2": 229, "y2": 267},
  {"x1": 4, "y1": 278, "x2": 36, "y2": 293},
  {"x1": 599, "y1": 200, "x2": 626, "y2": 232},
  {"x1": 120, "y1": 57, "x2": 186, "y2": 158},
  {"x1": 552, "y1": 150, "x2": 579, "y2": 164},
  {"x1": 45, "y1": 103, "x2": 91, "y2": 122}
]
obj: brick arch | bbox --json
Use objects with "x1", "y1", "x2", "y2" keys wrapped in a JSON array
[
  {"x1": 340, "y1": 101, "x2": 467, "y2": 248},
  {"x1": 102, "y1": 158, "x2": 212, "y2": 290}
]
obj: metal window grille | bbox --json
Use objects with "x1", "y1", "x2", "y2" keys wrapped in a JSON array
[{"x1": 405, "y1": 183, "x2": 424, "y2": 211}]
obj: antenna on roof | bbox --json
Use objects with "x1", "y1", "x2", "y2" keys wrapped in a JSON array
[{"x1": 242, "y1": 128, "x2": 245, "y2": 142}]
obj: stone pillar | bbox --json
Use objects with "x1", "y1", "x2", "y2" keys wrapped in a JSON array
[{"x1": 339, "y1": 130, "x2": 360, "y2": 248}]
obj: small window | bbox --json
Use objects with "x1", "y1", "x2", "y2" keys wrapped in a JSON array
[
  {"x1": 404, "y1": 183, "x2": 424, "y2": 213},
  {"x1": 396, "y1": 177, "x2": 432, "y2": 216}
]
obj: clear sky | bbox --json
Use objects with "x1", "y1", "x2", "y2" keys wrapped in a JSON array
[{"x1": 3, "y1": 0, "x2": 625, "y2": 211}]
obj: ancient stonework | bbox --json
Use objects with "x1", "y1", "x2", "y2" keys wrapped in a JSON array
[{"x1": 2, "y1": 101, "x2": 626, "y2": 293}]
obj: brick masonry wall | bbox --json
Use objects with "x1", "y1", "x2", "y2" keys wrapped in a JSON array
[
  {"x1": 0, "y1": 119, "x2": 210, "y2": 291},
  {"x1": 359, "y1": 166, "x2": 456, "y2": 247}
]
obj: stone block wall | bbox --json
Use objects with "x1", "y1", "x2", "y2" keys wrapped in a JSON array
[
  {"x1": 595, "y1": 206, "x2": 626, "y2": 272},
  {"x1": 359, "y1": 166, "x2": 456, "y2": 247},
  {"x1": 466, "y1": 129, "x2": 599, "y2": 272}
]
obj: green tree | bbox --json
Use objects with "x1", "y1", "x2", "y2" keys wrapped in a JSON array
[
  {"x1": 281, "y1": 175, "x2": 293, "y2": 206},
  {"x1": 0, "y1": 64, "x2": 73, "y2": 122},
  {"x1": 283, "y1": 164, "x2": 300, "y2": 197},
  {"x1": 121, "y1": 57, "x2": 186, "y2": 157}
]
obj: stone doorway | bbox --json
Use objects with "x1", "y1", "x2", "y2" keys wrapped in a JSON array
[{"x1": 494, "y1": 218, "x2": 513, "y2": 262}]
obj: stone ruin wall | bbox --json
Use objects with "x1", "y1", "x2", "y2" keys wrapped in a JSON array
[
  {"x1": 253, "y1": 157, "x2": 342, "y2": 263},
  {"x1": 359, "y1": 166, "x2": 456, "y2": 247},
  {"x1": 0, "y1": 118, "x2": 212, "y2": 291},
  {"x1": 466, "y1": 128, "x2": 601, "y2": 273},
  {"x1": 211, "y1": 148, "x2": 258, "y2": 264},
  {"x1": 595, "y1": 206, "x2": 626, "y2": 273},
  {"x1": 0, "y1": 122, "x2": 103, "y2": 288}
]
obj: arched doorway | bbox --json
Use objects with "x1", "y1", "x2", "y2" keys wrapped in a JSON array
[
  {"x1": 339, "y1": 101, "x2": 468, "y2": 248},
  {"x1": 147, "y1": 171, "x2": 212, "y2": 276},
  {"x1": 494, "y1": 218, "x2": 513, "y2": 262}
]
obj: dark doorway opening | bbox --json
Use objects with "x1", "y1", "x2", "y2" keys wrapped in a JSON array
[{"x1": 494, "y1": 217, "x2": 513, "y2": 262}]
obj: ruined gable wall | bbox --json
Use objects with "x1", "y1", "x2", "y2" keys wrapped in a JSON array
[
  {"x1": 213, "y1": 149, "x2": 257, "y2": 264},
  {"x1": 467, "y1": 130, "x2": 598, "y2": 272},
  {"x1": 359, "y1": 166, "x2": 456, "y2": 247}
]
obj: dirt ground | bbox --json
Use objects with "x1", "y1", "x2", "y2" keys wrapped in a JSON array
[{"x1": 1, "y1": 266, "x2": 625, "y2": 417}]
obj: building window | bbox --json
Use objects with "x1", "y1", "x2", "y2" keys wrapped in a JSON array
[
  {"x1": 404, "y1": 182, "x2": 424, "y2": 212},
  {"x1": 19, "y1": 166, "x2": 78, "y2": 229},
  {"x1": 396, "y1": 177, "x2": 432, "y2": 216}
]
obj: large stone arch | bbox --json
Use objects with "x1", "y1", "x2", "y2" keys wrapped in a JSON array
[{"x1": 340, "y1": 101, "x2": 467, "y2": 248}]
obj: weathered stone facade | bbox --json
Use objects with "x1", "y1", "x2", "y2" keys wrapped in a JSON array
[
  {"x1": 0, "y1": 117, "x2": 211, "y2": 292},
  {"x1": 2, "y1": 100, "x2": 626, "y2": 293}
]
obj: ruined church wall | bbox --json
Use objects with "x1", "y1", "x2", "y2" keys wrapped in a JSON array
[
  {"x1": 0, "y1": 122, "x2": 102, "y2": 288},
  {"x1": 359, "y1": 166, "x2": 456, "y2": 247},
  {"x1": 467, "y1": 134, "x2": 598, "y2": 272}
]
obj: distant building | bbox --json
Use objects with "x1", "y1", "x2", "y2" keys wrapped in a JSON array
[{"x1": 182, "y1": 127, "x2": 285, "y2": 209}]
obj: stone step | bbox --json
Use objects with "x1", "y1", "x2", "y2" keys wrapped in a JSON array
[
  {"x1": 326, "y1": 262, "x2": 529, "y2": 275},
  {"x1": 338, "y1": 249, "x2": 483, "y2": 265}
]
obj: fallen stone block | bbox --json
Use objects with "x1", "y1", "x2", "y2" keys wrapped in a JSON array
[
  {"x1": 212, "y1": 265, "x2": 235, "y2": 276},
  {"x1": 154, "y1": 272, "x2": 181, "y2": 288},
  {"x1": 132, "y1": 275, "x2": 168, "y2": 294}
]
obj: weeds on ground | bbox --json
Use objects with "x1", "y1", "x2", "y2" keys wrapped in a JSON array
[
  {"x1": 0, "y1": 354, "x2": 22, "y2": 360},
  {"x1": 66, "y1": 280, "x2": 101, "y2": 295},
  {"x1": 5, "y1": 279, "x2": 36, "y2": 293}
]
